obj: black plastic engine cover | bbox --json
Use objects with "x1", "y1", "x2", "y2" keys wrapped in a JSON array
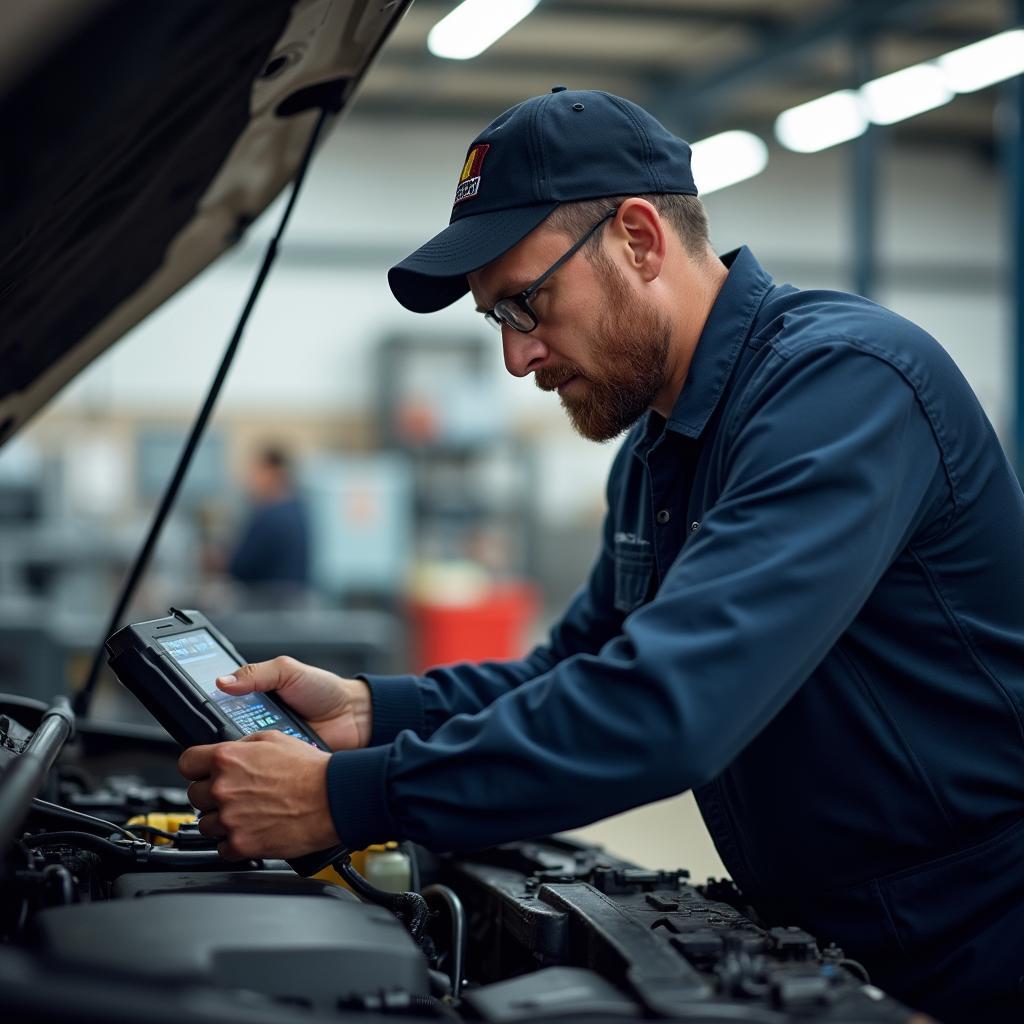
[
  {"x1": 32, "y1": 891, "x2": 429, "y2": 1009},
  {"x1": 110, "y1": 868, "x2": 358, "y2": 901},
  {"x1": 462, "y1": 966, "x2": 642, "y2": 1022}
]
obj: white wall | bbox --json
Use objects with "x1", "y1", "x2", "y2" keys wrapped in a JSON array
[{"x1": 56, "y1": 114, "x2": 1011, "y2": 428}]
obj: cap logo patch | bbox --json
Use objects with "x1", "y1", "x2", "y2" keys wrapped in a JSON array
[{"x1": 454, "y1": 143, "x2": 490, "y2": 206}]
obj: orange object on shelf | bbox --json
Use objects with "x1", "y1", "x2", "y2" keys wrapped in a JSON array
[{"x1": 409, "y1": 581, "x2": 540, "y2": 672}]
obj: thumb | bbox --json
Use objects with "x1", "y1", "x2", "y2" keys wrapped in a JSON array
[{"x1": 216, "y1": 659, "x2": 287, "y2": 696}]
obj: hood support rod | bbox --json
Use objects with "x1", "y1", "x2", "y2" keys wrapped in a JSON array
[{"x1": 72, "y1": 104, "x2": 332, "y2": 719}]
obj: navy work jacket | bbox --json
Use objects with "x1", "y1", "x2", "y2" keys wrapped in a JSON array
[
  {"x1": 228, "y1": 497, "x2": 309, "y2": 587},
  {"x1": 329, "y1": 248, "x2": 1024, "y2": 1020}
]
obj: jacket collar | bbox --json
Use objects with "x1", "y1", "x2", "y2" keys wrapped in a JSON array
[{"x1": 634, "y1": 246, "x2": 773, "y2": 452}]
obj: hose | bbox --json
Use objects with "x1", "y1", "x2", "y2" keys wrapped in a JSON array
[{"x1": 422, "y1": 884, "x2": 466, "y2": 996}]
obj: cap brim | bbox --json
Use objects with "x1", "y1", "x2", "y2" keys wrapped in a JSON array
[{"x1": 388, "y1": 202, "x2": 558, "y2": 313}]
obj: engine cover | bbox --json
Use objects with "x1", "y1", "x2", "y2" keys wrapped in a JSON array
[{"x1": 32, "y1": 890, "x2": 429, "y2": 1009}]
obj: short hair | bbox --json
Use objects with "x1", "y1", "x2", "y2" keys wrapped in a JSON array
[
  {"x1": 256, "y1": 444, "x2": 291, "y2": 474},
  {"x1": 545, "y1": 193, "x2": 710, "y2": 262}
]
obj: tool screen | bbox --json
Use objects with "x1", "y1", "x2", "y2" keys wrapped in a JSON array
[{"x1": 159, "y1": 629, "x2": 314, "y2": 743}]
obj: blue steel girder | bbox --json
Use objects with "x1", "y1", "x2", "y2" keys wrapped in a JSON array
[{"x1": 649, "y1": 0, "x2": 952, "y2": 135}]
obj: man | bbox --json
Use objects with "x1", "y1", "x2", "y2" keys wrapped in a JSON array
[
  {"x1": 179, "y1": 90, "x2": 1024, "y2": 1021},
  {"x1": 225, "y1": 444, "x2": 309, "y2": 594}
]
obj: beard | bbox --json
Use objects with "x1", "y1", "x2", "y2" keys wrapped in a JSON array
[{"x1": 534, "y1": 258, "x2": 671, "y2": 442}]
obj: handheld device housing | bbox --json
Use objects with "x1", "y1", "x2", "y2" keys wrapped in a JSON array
[{"x1": 106, "y1": 607, "x2": 342, "y2": 876}]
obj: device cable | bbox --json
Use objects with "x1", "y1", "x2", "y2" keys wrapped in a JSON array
[
  {"x1": 331, "y1": 851, "x2": 432, "y2": 944},
  {"x1": 73, "y1": 104, "x2": 334, "y2": 719}
]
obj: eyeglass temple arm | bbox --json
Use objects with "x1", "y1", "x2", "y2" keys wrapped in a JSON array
[{"x1": 523, "y1": 208, "x2": 617, "y2": 299}]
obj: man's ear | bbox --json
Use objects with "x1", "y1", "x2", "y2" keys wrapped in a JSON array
[{"x1": 613, "y1": 198, "x2": 666, "y2": 282}]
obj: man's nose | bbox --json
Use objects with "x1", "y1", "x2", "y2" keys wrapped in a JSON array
[{"x1": 502, "y1": 326, "x2": 549, "y2": 378}]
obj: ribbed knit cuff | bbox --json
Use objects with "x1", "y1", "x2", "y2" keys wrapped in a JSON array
[
  {"x1": 359, "y1": 673, "x2": 426, "y2": 746},
  {"x1": 326, "y1": 746, "x2": 397, "y2": 851}
]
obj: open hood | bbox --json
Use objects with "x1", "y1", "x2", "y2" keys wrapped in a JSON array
[{"x1": 0, "y1": 0, "x2": 410, "y2": 447}]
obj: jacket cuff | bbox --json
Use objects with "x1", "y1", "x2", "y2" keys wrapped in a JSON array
[
  {"x1": 326, "y1": 746, "x2": 397, "y2": 851},
  {"x1": 359, "y1": 673, "x2": 426, "y2": 745}
]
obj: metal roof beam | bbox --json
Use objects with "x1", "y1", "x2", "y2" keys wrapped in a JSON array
[
  {"x1": 410, "y1": 1, "x2": 783, "y2": 32},
  {"x1": 541, "y1": 0, "x2": 781, "y2": 32},
  {"x1": 380, "y1": 23, "x2": 993, "y2": 86},
  {"x1": 650, "y1": 0, "x2": 954, "y2": 130},
  {"x1": 349, "y1": 94, "x2": 998, "y2": 157}
]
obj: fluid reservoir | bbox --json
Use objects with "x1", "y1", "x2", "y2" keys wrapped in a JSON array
[
  {"x1": 314, "y1": 841, "x2": 411, "y2": 892},
  {"x1": 363, "y1": 845, "x2": 412, "y2": 893}
]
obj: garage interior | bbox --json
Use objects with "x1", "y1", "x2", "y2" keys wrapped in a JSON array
[{"x1": 0, "y1": 3, "x2": 1022, "y2": 1018}]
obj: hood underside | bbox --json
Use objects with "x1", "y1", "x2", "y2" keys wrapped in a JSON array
[{"x1": 0, "y1": 0, "x2": 409, "y2": 446}]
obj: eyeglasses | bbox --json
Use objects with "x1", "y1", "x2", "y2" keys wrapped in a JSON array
[{"x1": 480, "y1": 208, "x2": 617, "y2": 333}]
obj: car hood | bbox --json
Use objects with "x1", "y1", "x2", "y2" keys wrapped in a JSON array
[{"x1": 0, "y1": 0, "x2": 409, "y2": 447}]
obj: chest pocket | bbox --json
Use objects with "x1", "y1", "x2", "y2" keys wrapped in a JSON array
[{"x1": 613, "y1": 533, "x2": 653, "y2": 614}]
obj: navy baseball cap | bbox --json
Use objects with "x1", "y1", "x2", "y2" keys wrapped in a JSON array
[{"x1": 388, "y1": 88, "x2": 698, "y2": 314}]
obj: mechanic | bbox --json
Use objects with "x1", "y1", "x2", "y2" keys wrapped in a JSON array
[
  {"x1": 178, "y1": 90, "x2": 1024, "y2": 1021},
  {"x1": 225, "y1": 444, "x2": 309, "y2": 594}
]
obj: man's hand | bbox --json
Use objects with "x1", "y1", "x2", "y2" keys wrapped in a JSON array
[
  {"x1": 178, "y1": 732, "x2": 340, "y2": 860},
  {"x1": 216, "y1": 657, "x2": 372, "y2": 751}
]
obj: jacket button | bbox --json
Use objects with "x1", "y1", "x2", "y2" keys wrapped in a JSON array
[
  {"x1": 656, "y1": 509, "x2": 671, "y2": 525},
  {"x1": 690, "y1": 521, "x2": 700, "y2": 533}
]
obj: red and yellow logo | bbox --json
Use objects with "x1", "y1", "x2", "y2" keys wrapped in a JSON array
[{"x1": 454, "y1": 143, "x2": 489, "y2": 205}]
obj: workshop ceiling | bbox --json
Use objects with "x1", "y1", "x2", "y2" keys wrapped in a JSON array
[{"x1": 356, "y1": 0, "x2": 1014, "y2": 153}]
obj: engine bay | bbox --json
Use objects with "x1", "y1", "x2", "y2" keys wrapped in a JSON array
[{"x1": 0, "y1": 695, "x2": 926, "y2": 1024}]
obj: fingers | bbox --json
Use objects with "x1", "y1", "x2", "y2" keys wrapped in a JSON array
[
  {"x1": 186, "y1": 778, "x2": 216, "y2": 812},
  {"x1": 196, "y1": 810, "x2": 225, "y2": 838},
  {"x1": 195, "y1": 813, "x2": 246, "y2": 860},
  {"x1": 217, "y1": 839, "x2": 249, "y2": 862},
  {"x1": 216, "y1": 656, "x2": 300, "y2": 696},
  {"x1": 177, "y1": 743, "x2": 219, "y2": 781},
  {"x1": 238, "y1": 730, "x2": 297, "y2": 746},
  {"x1": 197, "y1": 814, "x2": 247, "y2": 862}
]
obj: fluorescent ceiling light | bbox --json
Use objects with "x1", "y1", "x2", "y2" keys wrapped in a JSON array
[
  {"x1": 428, "y1": 0, "x2": 540, "y2": 61},
  {"x1": 938, "y1": 28, "x2": 1024, "y2": 94},
  {"x1": 774, "y1": 90, "x2": 867, "y2": 153},
  {"x1": 690, "y1": 130, "x2": 768, "y2": 194},
  {"x1": 861, "y1": 63, "x2": 953, "y2": 126}
]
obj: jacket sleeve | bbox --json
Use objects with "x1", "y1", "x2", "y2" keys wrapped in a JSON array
[
  {"x1": 361, "y1": 443, "x2": 636, "y2": 746},
  {"x1": 327, "y1": 342, "x2": 950, "y2": 852}
]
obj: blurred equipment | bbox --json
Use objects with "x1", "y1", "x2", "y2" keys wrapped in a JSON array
[
  {"x1": 376, "y1": 336, "x2": 536, "y2": 574},
  {"x1": 408, "y1": 566, "x2": 538, "y2": 672},
  {"x1": 300, "y1": 453, "x2": 412, "y2": 600},
  {"x1": 376, "y1": 335, "x2": 541, "y2": 666},
  {"x1": 137, "y1": 429, "x2": 226, "y2": 509}
]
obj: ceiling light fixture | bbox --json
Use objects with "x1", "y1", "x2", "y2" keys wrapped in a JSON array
[
  {"x1": 774, "y1": 90, "x2": 868, "y2": 153},
  {"x1": 937, "y1": 28, "x2": 1024, "y2": 94},
  {"x1": 428, "y1": 0, "x2": 540, "y2": 61},
  {"x1": 775, "y1": 28, "x2": 1024, "y2": 154},
  {"x1": 861, "y1": 63, "x2": 953, "y2": 126},
  {"x1": 690, "y1": 130, "x2": 769, "y2": 194}
]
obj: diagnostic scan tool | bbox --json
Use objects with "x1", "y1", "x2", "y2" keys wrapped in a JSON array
[{"x1": 106, "y1": 608, "x2": 342, "y2": 875}]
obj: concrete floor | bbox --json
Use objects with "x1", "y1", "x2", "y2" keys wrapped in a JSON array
[{"x1": 568, "y1": 791, "x2": 727, "y2": 882}]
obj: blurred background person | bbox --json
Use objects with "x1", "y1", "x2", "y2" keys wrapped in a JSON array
[{"x1": 226, "y1": 444, "x2": 310, "y2": 598}]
